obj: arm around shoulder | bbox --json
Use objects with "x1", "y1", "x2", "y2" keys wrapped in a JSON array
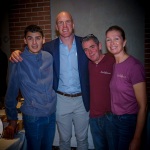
[{"x1": 9, "y1": 50, "x2": 23, "y2": 63}]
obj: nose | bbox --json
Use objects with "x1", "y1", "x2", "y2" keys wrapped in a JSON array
[
  {"x1": 88, "y1": 48, "x2": 93, "y2": 54},
  {"x1": 111, "y1": 39, "x2": 117, "y2": 45},
  {"x1": 63, "y1": 22, "x2": 67, "y2": 27},
  {"x1": 32, "y1": 39, "x2": 37, "y2": 44}
]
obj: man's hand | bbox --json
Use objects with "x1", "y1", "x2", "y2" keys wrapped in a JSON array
[
  {"x1": 3, "y1": 120, "x2": 18, "y2": 139},
  {"x1": 9, "y1": 50, "x2": 23, "y2": 63}
]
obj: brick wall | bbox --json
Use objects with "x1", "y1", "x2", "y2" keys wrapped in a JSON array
[
  {"x1": 8, "y1": 0, "x2": 51, "y2": 52},
  {"x1": 8, "y1": 1, "x2": 150, "y2": 101},
  {"x1": 145, "y1": 7, "x2": 150, "y2": 102}
]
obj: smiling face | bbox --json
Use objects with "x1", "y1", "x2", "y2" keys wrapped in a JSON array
[
  {"x1": 55, "y1": 12, "x2": 74, "y2": 39},
  {"x1": 105, "y1": 26, "x2": 126, "y2": 57},
  {"x1": 82, "y1": 39, "x2": 102, "y2": 64},
  {"x1": 24, "y1": 31, "x2": 45, "y2": 54}
]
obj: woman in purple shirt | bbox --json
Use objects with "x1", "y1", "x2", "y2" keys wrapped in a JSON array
[{"x1": 105, "y1": 25, "x2": 147, "y2": 150}]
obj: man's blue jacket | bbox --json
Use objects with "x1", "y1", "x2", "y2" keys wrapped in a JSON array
[{"x1": 43, "y1": 35, "x2": 90, "y2": 112}]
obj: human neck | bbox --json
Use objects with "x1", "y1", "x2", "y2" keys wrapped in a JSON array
[
  {"x1": 60, "y1": 34, "x2": 74, "y2": 50},
  {"x1": 95, "y1": 54, "x2": 105, "y2": 64},
  {"x1": 115, "y1": 53, "x2": 129, "y2": 63}
]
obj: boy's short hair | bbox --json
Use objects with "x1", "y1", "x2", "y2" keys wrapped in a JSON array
[{"x1": 24, "y1": 25, "x2": 44, "y2": 38}]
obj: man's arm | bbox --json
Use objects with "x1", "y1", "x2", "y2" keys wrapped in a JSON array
[
  {"x1": 9, "y1": 50, "x2": 23, "y2": 63},
  {"x1": 4, "y1": 62, "x2": 20, "y2": 139}
]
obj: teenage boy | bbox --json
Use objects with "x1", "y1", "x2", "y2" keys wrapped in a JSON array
[{"x1": 4, "y1": 25, "x2": 57, "y2": 150}]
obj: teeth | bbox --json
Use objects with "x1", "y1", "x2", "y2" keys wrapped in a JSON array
[{"x1": 111, "y1": 46, "x2": 117, "y2": 50}]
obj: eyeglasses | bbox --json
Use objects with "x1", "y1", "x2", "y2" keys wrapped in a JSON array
[{"x1": 81, "y1": 34, "x2": 96, "y2": 42}]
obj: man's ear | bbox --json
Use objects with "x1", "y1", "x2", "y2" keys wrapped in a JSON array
[
  {"x1": 24, "y1": 38, "x2": 27, "y2": 44},
  {"x1": 98, "y1": 42, "x2": 102, "y2": 50},
  {"x1": 55, "y1": 24, "x2": 58, "y2": 31},
  {"x1": 43, "y1": 37, "x2": 45, "y2": 44},
  {"x1": 72, "y1": 23, "x2": 75, "y2": 30}
]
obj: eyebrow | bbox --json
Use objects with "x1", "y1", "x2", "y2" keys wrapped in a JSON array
[{"x1": 26, "y1": 35, "x2": 42, "y2": 38}]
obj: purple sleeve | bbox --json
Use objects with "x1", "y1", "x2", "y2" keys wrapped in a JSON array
[{"x1": 130, "y1": 63, "x2": 145, "y2": 85}]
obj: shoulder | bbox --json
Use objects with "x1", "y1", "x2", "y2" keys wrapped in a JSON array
[
  {"x1": 8, "y1": 61, "x2": 19, "y2": 73},
  {"x1": 43, "y1": 38, "x2": 59, "y2": 53},
  {"x1": 127, "y1": 56, "x2": 144, "y2": 67},
  {"x1": 125, "y1": 56, "x2": 145, "y2": 77},
  {"x1": 127, "y1": 56, "x2": 146, "y2": 82},
  {"x1": 44, "y1": 38, "x2": 59, "y2": 46},
  {"x1": 74, "y1": 35, "x2": 82, "y2": 42},
  {"x1": 41, "y1": 51, "x2": 52, "y2": 59},
  {"x1": 104, "y1": 53, "x2": 115, "y2": 62},
  {"x1": 74, "y1": 35, "x2": 84, "y2": 51}
]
